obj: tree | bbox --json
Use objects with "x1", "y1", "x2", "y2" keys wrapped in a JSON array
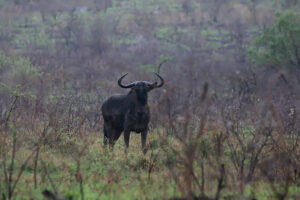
[{"x1": 249, "y1": 11, "x2": 300, "y2": 75}]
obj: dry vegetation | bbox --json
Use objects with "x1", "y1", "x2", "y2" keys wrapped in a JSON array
[{"x1": 0, "y1": 0, "x2": 300, "y2": 199}]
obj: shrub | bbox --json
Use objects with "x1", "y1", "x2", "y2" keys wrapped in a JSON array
[{"x1": 248, "y1": 11, "x2": 300, "y2": 71}]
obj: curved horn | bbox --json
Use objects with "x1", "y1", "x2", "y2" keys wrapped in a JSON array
[
  {"x1": 154, "y1": 73, "x2": 164, "y2": 88},
  {"x1": 118, "y1": 73, "x2": 135, "y2": 88}
]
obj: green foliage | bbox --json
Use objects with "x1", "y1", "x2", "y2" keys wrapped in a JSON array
[
  {"x1": 155, "y1": 26, "x2": 183, "y2": 41},
  {"x1": 139, "y1": 63, "x2": 156, "y2": 72},
  {"x1": 0, "y1": 83, "x2": 35, "y2": 99},
  {"x1": 249, "y1": 11, "x2": 300, "y2": 70},
  {"x1": 139, "y1": 55, "x2": 172, "y2": 72},
  {"x1": 0, "y1": 52, "x2": 40, "y2": 89},
  {"x1": 198, "y1": 138, "x2": 211, "y2": 158},
  {"x1": 0, "y1": 0, "x2": 4, "y2": 8},
  {"x1": 279, "y1": 0, "x2": 300, "y2": 8}
]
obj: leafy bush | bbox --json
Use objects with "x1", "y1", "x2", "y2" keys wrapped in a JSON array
[
  {"x1": 249, "y1": 11, "x2": 300, "y2": 71},
  {"x1": 0, "y1": 52, "x2": 40, "y2": 89}
]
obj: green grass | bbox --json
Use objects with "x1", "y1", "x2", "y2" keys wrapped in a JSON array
[
  {"x1": 1, "y1": 129, "x2": 299, "y2": 200},
  {"x1": 0, "y1": 132, "x2": 178, "y2": 199}
]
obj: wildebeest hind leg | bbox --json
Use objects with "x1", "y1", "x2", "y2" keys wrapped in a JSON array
[
  {"x1": 124, "y1": 129, "x2": 130, "y2": 153},
  {"x1": 103, "y1": 124, "x2": 109, "y2": 146},
  {"x1": 103, "y1": 123, "x2": 116, "y2": 149}
]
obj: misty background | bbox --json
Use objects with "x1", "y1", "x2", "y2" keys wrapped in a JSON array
[{"x1": 0, "y1": 0, "x2": 300, "y2": 199}]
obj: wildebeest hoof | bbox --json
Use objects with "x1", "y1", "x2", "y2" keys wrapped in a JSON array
[
  {"x1": 124, "y1": 148, "x2": 129, "y2": 154},
  {"x1": 142, "y1": 148, "x2": 148, "y2": 155}
]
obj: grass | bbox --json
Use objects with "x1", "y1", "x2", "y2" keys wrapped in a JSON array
[
  {"x1": 1, "y1": 127, "x2": 299, "y2": 199},
  {"x1": 0, "y1": 130, "x2": 179, "y2": 199}
]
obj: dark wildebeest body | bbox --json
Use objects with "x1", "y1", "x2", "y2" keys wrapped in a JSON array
[{"x1": 101, "y1": 73, "x2": 164, "y2": 154}]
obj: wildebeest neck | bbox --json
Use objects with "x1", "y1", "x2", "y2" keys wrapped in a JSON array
[{"x1": 137, "y1": 93, "x2": 147, "y2": 106}]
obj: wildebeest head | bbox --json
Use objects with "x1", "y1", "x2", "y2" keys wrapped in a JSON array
[{"x1": 118, "y1": 73, "x2": 164, "y2": 105}]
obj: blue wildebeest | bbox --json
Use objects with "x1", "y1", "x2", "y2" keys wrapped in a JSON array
[{"x1": 101, "y1": 73, "x2": 164, "y2": 154}]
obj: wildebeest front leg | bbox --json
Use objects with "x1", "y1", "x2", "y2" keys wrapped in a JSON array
[
  {"x1": 141, "y1": 130, "x2": 148, "y2": 154},
  {"x1": 124, "y1": 129, "x2": 130, "y2": 153},
  {"x1": 109, "y1": 129, "x2": 122, "y2": 149}
]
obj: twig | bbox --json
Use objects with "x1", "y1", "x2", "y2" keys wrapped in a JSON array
[
  {"x1": 11, "y1": 151, "x2": 35, "y2": 196},
  {"x1": 8, "y1": 127, "x2": 17, "y2": 200},
  {"x1": 34, "y1": 145, "x2": 40, "y2": 189},
  {"x1": 41, "y1": 160, "x2": 58, "y2": 194},
  {"x1": 215, "y1": 164, "x2": 225, "y2": 200}
]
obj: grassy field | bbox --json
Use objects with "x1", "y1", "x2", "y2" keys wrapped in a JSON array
[
  {"x1": 2, "y1": 126, "x2": 300, "y2": 200},
  {"x1": 3, "y1": 130, "x2": 179, "y2": 200}
]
